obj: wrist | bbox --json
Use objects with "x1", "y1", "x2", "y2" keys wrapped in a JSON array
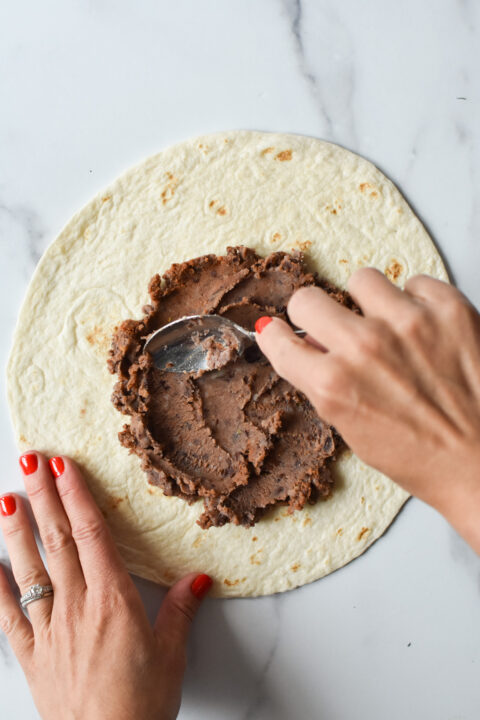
[{"x1": 430, "y1": 442, "x2": 480, "y2": 554}]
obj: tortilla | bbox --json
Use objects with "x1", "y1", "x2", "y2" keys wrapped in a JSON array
[{"x1": 7, "y1": 131, "x2": 448, "y2": 597}]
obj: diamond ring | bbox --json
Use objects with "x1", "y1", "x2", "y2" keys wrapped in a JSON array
[{"x1": 20, "y1": 584, "x2": 54, "y2": 610}]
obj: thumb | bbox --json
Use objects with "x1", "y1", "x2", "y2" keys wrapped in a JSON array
[{"x1": 154, "y1": 572, "x2": 213, "y2": 646}]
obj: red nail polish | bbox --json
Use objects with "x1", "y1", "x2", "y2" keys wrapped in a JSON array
[
  {"x1": 19, "y1": 453, "x2": 38, "y2": 475},
  {"x1": 191, "y1": 573, "x2": 213, "y2": 600},
  {"x1": 255, "y1": 316, "x2": 273, "y2": 334},
  {"x1": 0, "y1": 495, "x2": 16, "y2": 517},
  {"x1": 49, "y1": 457, "x2": 65, "y2": 478}
]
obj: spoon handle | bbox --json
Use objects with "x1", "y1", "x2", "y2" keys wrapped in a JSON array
[{"x1": 247, "y1": 328, "x2": 306, "y2": 341}]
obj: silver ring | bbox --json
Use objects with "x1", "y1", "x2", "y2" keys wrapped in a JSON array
[{"x1": 20, "y1": 584, "x2": 53, "y2": 609}]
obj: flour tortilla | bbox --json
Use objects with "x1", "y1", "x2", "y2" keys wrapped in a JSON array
[{"x1": 7, "y1": 131, "x2": 448, "y2": 597}]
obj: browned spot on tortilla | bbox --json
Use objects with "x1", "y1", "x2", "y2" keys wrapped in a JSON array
[
  {"x1": 274, "y1": 517, "x2": 280, "y2": 522},
  {"x1": 296, "y1": 240, "x2": 312, "y2": 251},
  {"x1": 337, "y1": 528, "x2": 343, "y2": 536},
  {"x1": 147, "y1": 488, "x2": 155, "y2": 495},
  {"x1": 80, "y1": 408, "x2": 86, "y2": 416},
  {"x1": 86, "y1": 325, "x2": 107, "y2": 346},
  {"x1": 385, "y1": 260, "x2": 403, "y2": 283},
  {"x1": 224, "y1": 139, "x2": 229, "y2": 143},
  {"x1": 370, "y1": 191, "x2": 378, "y2": 198},
  {"x1": 375, "y1": 485, "x2": 380, "y2": 491},
  {"x1": 223, "y1": 578, "x2": 240, "y2": 587},
  {"x1": 359, "y1": 182, "x2": 372, "y2": 192},
  {"x1": 19, "y1": 434, "x2": 27, "y2": 444},
  {"x1": 291, "y1": 563, "x2": 301, "y2": 572},
  {"x1": 361, "y1": 496, "x2": 365, "y2": 504},
  {"x1": 102, "y1": 195, "x2": 111, "y2": 203},
  {"x1": 303, "y1": 515, "x2": 312, "y2": 526},
  {"x1": 275, "y1": 149, "x2": 292, "y2": 162},
  {"x1": 209, "y1": 200, "x2": 215, "y2": 208},
  {"x1": 192, "y1": 536, "x2": 203, "y2": 548},
  {"x1": 271, "y1": 232, "x2": 281, "y2": 243},
  {"x1": 110, "y1": 496, "x2": 125, "y2": 509},
  {"x1": 217, "y1": 206, "x2": 227, "y2": 216},
  {"x1": 198, "y1": 144, "x2": 203, "y2": 148},
  {"x1": 331, "y1": 209, "x2": 337, "y2": 214},
  {"x1": 357, "y1": 527, "x2": 370, "y2": 541},
  {"x1": 250, "y1": 550, "x2": 263, "y2": 565},
  {"x1": 339, "y1": 259, "x2": 348, "y2": 264},
  {"x1": 261, "y1": 146, "x2": 274, "y2": 155},
  {"x1": 252, "y1": 536, "x2": 258, "y2": 542}
]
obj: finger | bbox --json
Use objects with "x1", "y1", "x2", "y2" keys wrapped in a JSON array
[
  {"x1": 347, "y1": 267, "x2": 409, "y2": 318},
  {"x1": 20, "y1": 452, "x2": 85, "y2": 592},
  {"x1": 256, "y1": 316, "x2": 329, "y2": 398},
  {"x1": 287, "y1": 285, "x2": 362, "y2": 351},
  {"x1": 0, "y1": 563, "x2": 33, "y2": 667},
  {"x1": 50, "y1": 457, "x2": 127, "y2": 588},
  {"x1": 404, "y1": 274, "x2": 465, "y2": 305},
  {"x1": 0, "y1": 494, "x2": 52, "y2": 628},
  {"x1": 154, "y1": 573, "x2": 212, "y2": 647}
]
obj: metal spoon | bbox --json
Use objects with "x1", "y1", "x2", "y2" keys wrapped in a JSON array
[{"x1": 144, "y1": 314, "x2": 306, "y2": 373}]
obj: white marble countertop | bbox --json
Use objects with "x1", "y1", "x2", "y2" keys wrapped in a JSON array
[{"x1": 1, "y1": 1, "x2": 480, "y2": 718}]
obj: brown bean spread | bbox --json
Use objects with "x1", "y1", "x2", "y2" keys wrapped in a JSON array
[{"x1": 108, "y1": 247, "x2": 354, "y2": 528}]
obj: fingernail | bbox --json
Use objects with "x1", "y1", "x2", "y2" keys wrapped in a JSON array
[
  {"x1": 0, "y1": 495, "x2": 17, "y2": 517},
  {"x1": 255, "y1": 316, "x2": 273, "y2": 334},
  {"x1": 49, "y1": 457, "x2": 65, "y2": 478},
  {"x1": 191, "y1": 573, "x2": 213, "y2": 600},
  {"x1": 19, "y1": 453, "x2": 38, "y2": 475}
]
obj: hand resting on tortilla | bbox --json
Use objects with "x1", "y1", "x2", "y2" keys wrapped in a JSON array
[
  {"x1": 0, "y1": 454, "x2": 212, "y2": 720},
  {"x1": 257, "y1": 268, "x2": 480, "y2": 555}
]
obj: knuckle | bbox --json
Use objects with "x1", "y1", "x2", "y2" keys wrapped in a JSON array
[
  {"x1": 404, "y1": 273, "x2": 430, "y2": 293},
  {"x1": 354, "y1": 321, "x2": 384, "y2": 357},
  {"x1": 2, "y1": 523, "x2": 25, "y2": 541},
  {"x1": 0, "y1": 612, "x2": 28, "y2": 645},
  {"x1": 92, "y1": 585, "x2": 131, "y2": 618},
  {"x1": 444, "y1": 297, "x2": 476, "y2": 325},
  {"x1": 25, "y1": 481, "x2": 48, "y2": 500},
  {"x1": 41, "y1": 525, "x2": 73, "y2": 555},
  {"x1": 71, "y1": 519, "x2": 105, "y2": 546},
  {"x1": 270, "y1": 334, "x2": 301, "y2": 377},
  {"x1": 169, "y1": 596, "x2": 195, "y2": 624},
  {"x1": 0, "y1": 612, "x2": 17, "y2": 635},
  {"x1": 398, "y1": 306, "x2": 429, "y2": 339},
  {"x1": 312, "y1": 360, "x2": 347, "y2": 413},
  {"x1": 16, "y1": 567, "x2": 49, "y2": 591}
]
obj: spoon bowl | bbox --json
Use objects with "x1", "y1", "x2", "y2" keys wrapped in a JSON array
[{"x1": 144, "y1": 314, "x2": 305, "y2": 373}]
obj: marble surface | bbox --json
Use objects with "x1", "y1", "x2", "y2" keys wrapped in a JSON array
[{"x1": 1, "y1": 1, "x2": 480, "y2": 717}]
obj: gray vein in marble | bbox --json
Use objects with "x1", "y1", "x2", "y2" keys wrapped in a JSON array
[
  {"x1": 282, "y1": 0, "x2": 333, "y2": 136},
  {"x1": 457, "y1": 0, "x2": 476, "y2": 32},
  {"x1": 280, "y1": 0, "x2": 358, "y2": 148},
  {"x1": 281, "y1": 0, "x2": 333, "y2": 137},
  {"x1": 0, "y1": 201, "x2": 45, "y2": 274}
]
